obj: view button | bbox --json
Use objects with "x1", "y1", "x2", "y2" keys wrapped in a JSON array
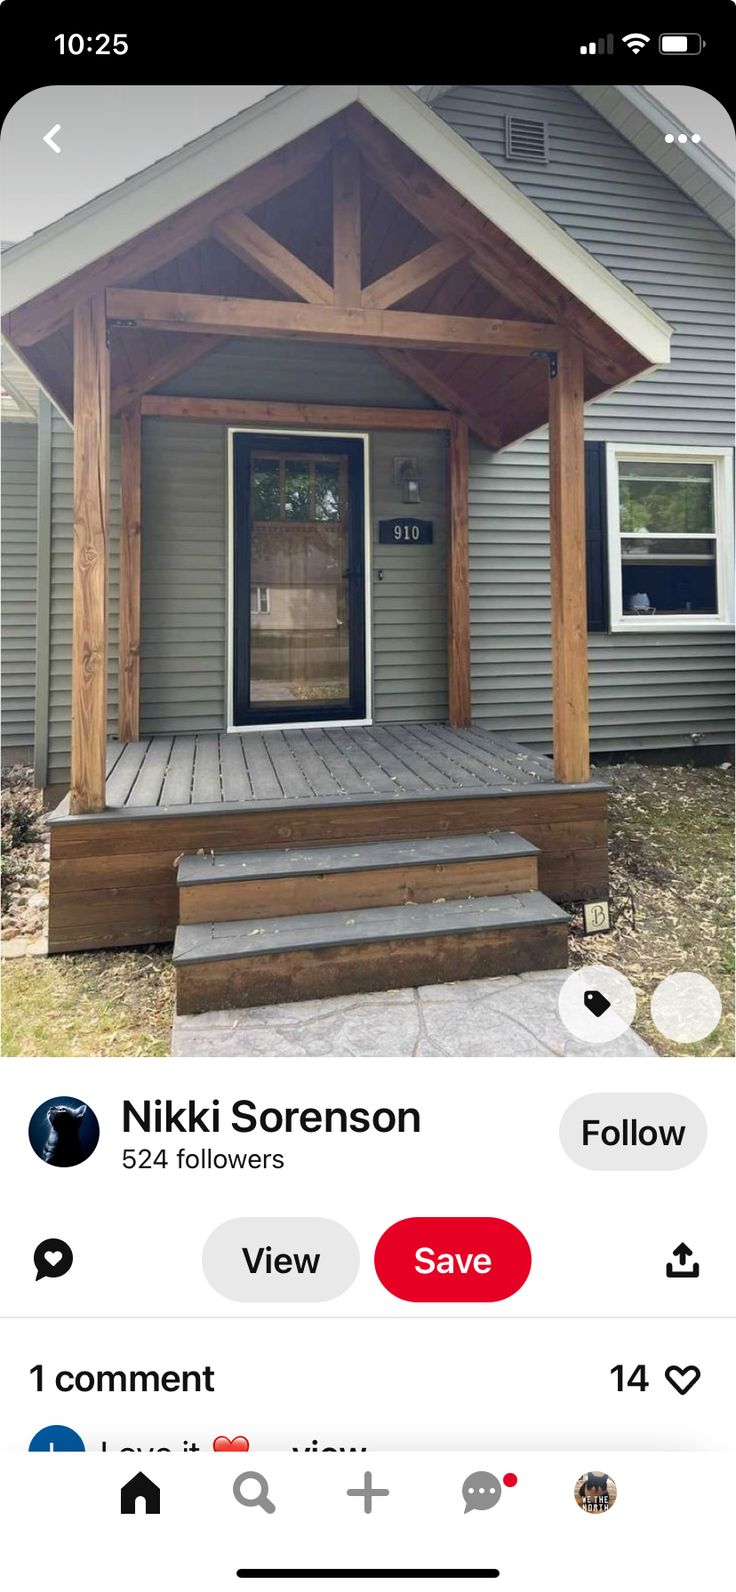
[{"x1": 375, "y1": 1217, "x2": 532, "y2": 1303}]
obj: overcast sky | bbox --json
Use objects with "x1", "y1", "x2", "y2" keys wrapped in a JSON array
[{"x1": 1, "y1": 83, "x2": 733, "y2": 243}]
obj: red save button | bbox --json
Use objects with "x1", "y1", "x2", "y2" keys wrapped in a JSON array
[{"x1": 374, "y1": 1217, "x2": 532, "y2": 1302}]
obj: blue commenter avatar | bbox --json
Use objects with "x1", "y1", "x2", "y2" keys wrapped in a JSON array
[{"x1": 29, "y1": 1426, "x2": 86, "y2": 1452}]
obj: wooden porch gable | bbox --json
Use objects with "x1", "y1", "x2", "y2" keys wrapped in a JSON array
[{"x1": 2, "y1": 98, "x2": 663, "y2": 815}]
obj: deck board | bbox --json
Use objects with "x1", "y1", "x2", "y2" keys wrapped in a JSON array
[
  {"x1": 126, "y1": 737, "x2": 173, "y2": 808},
  {"x1": 191, "y1": 736, "x2": 222, "y2": 805},
  {"x1": 48, "y1": 725, "x2": 596, "y2": 823},
  {"x1": 219, "y1": 734, "x2": 252, "y2": 803},
  {"x1": 159, "y1": 735, "x2": 196, "y2": 805}
]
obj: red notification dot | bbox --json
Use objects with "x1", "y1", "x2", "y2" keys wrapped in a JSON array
[{"x1": 503, "y1": 1474, "x2": 518, "y2": 1487}]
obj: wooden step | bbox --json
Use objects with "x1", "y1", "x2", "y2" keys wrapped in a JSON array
[
  {"x1": 174, "y1": 890, "x2": 569, "y2": 1014},
  {"x1": 177, "y1": 831, "x2": 539, "y2": 923}
]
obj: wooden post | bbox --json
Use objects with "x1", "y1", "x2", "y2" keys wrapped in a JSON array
[
  {"x1": 332, "y1": 141, "x2": 361, "y2": 306},
  {"x1": 118, "y1": 401, "x2": 142, "y2": 741},
  {"x1": 70, "y1": 293, "x2": 109, "y2": 813},
  {"x1": 548, "y1": 338, "x2": 590, "y2": 783},
  {"x1": 448, "y1": 416, "x2": 471, "y2": 728}
]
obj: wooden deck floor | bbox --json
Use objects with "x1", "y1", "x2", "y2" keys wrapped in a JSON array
[{"x1": 55, "y1": 725, "x2": 583, "y2": 819}]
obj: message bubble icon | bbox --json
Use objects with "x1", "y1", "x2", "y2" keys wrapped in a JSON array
[
  {"x1": 34, "y1": 1238, "x2": 73, "y2": 1281},
  {"x1": 463, "y1": 1471, "x2": 502, "y2": 1512}
]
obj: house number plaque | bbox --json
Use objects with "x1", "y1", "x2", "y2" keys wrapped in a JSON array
[{"x1": 378, "y1": 518, "x2": 434, "y2": 544}]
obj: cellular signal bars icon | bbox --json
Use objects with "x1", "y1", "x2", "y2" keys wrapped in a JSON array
[{"x1": 580, "y1": 34, "x2": 614, "y2": 54}]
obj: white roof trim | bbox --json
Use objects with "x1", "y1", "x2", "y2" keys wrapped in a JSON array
[{"x1": 1, "y1": 82, "x2": 671, "y2": 367}]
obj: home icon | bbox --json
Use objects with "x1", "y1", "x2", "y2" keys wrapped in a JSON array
[{"x1": 120, "y1": 1471, "x2": 161, "y2": 1515}]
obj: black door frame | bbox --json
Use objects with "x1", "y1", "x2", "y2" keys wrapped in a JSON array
[{"x1": 232, "y1": 431, "x2": 367, "y2": 727}]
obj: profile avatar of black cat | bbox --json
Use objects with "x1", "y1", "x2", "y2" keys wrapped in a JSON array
[{"x1": 42, "y1": 1103, "x2": 88, "y2": 1167}]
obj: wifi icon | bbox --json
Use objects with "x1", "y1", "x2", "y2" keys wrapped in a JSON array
[{"x1": 622, "y1": 32, "x2": 650, "y2": 53}]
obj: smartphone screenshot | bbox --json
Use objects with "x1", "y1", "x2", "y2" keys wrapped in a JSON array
[{"x1": 1, "y1": 11, "x2": 734, "y2": 1588}]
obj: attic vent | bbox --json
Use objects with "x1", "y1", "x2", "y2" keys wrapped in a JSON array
[{"x1": 505, "y1": 114, "x2": 549, "y2": 163}]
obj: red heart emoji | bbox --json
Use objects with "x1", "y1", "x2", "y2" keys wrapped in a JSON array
[{"x1": 213, "y1": 1435, "x2": 250, "y2": 1453}]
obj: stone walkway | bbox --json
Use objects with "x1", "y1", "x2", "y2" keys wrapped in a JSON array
[{"x1": 172, "y1": 970, "x2": 654, "y2": 1057}]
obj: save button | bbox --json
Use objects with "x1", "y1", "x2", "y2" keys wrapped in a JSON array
[{"x1": 374, "y1": 1217, "x2": 531, "y2": 1302}]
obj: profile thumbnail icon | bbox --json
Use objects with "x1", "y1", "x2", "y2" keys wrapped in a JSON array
[
  {"x1": 28, "y1": 1096, "x2": 100, "y2": 1168},
  {"x1": 574, "y1": 1471, "x2": 617, "y2": 1513}
]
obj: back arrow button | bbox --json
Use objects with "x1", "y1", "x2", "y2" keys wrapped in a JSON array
[{"x1": 43, "y1": 125, "x2": 62, "y2": 154}]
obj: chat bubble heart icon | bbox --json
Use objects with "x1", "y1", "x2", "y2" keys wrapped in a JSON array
[
  {"x1": 213, "y1": 1435, "x2": 250, "y2": 1452},
  {"x1": 34, "y1": 1238, "x2": 73, "y2": 1281}
]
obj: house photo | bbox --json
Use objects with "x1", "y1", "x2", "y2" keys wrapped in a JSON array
[{"x1": 1, "y1": 82, "x2": 733, "y2": 1029}]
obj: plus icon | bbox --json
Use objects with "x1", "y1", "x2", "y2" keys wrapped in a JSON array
[{"x1": 346, "y1": 1471, "x2": 390, "y2": 1514}]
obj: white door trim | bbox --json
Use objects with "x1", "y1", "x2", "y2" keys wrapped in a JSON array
[{"x1": 227, "y1": 426, "x2": 372, "y2": 732}]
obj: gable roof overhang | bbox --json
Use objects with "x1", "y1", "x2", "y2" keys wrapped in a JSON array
[{"x1": 1, "y1": 84, "x2": 671, "y2": 446}]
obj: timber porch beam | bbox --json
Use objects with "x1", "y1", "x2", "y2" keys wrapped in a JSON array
[
  {"x1": 140, "y1": 394, "x2": 453, "y2": 429},
  {"x1": 118, "y1": 402, "x2": 142, "y2": 742},
  {"x1": 213, "y1": 210, "x2": 334, "y2": 305},
  {"x1": 332, "y1": 140, "x2": 362, "y2": 306},
  {"x1": 448, "y1": 416, "x2": 472, "y2": 728},
  {"x1": 70, "y1": 293, "x2": 109, "y2": 814},
  {"x1": 548, "y1": 339, "x2": 590, "y2": 784},
  {"x1": 106, "y1": 287, "x2": 562, "y2": 358}
]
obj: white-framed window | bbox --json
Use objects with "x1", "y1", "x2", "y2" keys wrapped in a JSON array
[
  {"x1": 250, "y1": 585, "x2": 270, "y2": 616},
  {"x1": 606, "y1": 445, "x2": 734, "y2": 631}
]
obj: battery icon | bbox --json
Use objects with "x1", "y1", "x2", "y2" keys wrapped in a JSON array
[{"x1": 659, "y1": 33, "x2": 703, "y2": 53}]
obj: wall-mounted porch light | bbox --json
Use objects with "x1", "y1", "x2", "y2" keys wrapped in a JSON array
[{"x1": 394, "y1": 455, "x2": 421, "y2": 504}]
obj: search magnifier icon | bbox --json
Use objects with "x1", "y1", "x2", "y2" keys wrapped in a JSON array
[{"x1": 233, "y1": 1471, "x2": 276, "y2": 1513}]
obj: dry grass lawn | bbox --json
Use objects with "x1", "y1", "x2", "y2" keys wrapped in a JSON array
[{"x1": 2, "y1": 947, "x2": 174, "y2": 1057}]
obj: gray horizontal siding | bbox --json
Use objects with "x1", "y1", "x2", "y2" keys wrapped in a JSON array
[
  {"x1": 370, "y1": 431, "x2": 448, "y2": 721},
  {"x1": 160, "y1": 336, "x2": 435, "y2": 409},
  {"x1": 1, "y1": 422, "x2": 38, "y2": 758},
  {"x1": 470, "y1": 436, "x2": 735, "y2": 752},
  {"x1": 141, "y1": 418, "x2": 227, "y2": 734},
  {"x1": 436, "y1": 85, "x2": 735, "y2": 750},
  {"x1": 47, "y1": 412, "x2": 120, "y2": 784}
]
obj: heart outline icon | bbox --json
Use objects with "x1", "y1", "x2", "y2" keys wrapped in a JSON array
[
  {"x1": 213, "y1": 1435, "x2": 250, "y2": 1452},
  {"x1": 665, "y1": 1364, "x2": 701, "y2": 1395}
]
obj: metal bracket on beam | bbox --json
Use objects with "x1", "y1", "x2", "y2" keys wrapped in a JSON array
[
  {"x1": 530, "y1": 349, "x2": 558, "y2": 379},
  {"x1": 106, "y1": 317, "x2": 138, "y2": 348}
]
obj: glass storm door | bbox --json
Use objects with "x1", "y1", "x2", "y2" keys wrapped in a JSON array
[{"x1": 233, "y1": 433, "x2": 366, "y2": 726}]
